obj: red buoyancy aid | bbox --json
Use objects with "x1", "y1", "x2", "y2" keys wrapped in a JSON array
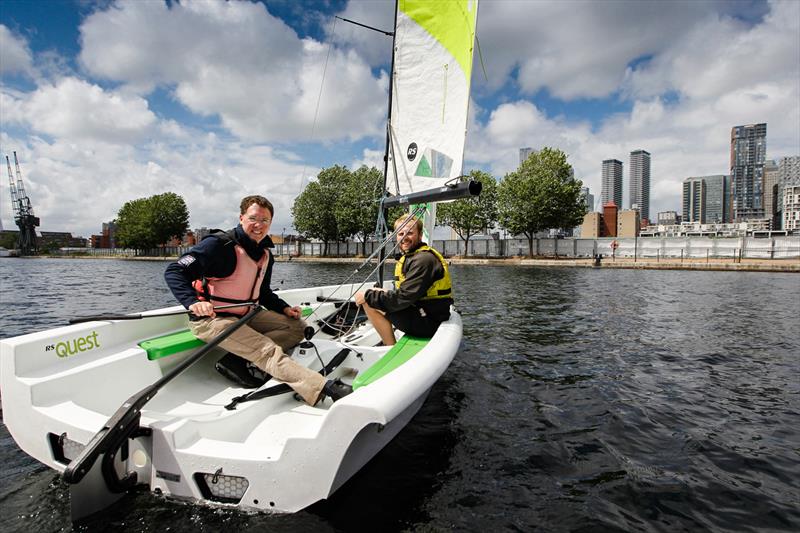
[{"x1": 192, "y1": 244, "x2": 269, "y2": 315}]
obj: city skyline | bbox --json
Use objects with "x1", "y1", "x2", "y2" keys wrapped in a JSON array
[{"x1": 1, "y1": 0, "x2": 799, "y2": 238}]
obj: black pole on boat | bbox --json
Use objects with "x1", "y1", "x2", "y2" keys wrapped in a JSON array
[
  {"x1": 63, "y1": 305, "x2": 262, "y2": 520},
  {"x1": 68, "y1": 303, "x2": 254, "y2": 324},
  {"x1": 376, "y1": 0, "x2": 400, "y2": 288}
]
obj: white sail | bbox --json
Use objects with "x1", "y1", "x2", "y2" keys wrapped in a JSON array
[{"x1": 387, "y1": 0, "x2": 479, "y2": 238}]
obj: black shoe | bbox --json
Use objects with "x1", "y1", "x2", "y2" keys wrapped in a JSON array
[
  {"x1": 215, "y1": 352, "x2": 271, "y2": 388},
  {"x1": 323, "y1": 379, "x2": 353, "y2": 402}
]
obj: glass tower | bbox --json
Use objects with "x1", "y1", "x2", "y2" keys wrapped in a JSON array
[
  {"x1": 730, "y1": 123, "x2": 767, "y2": 221},
  {"x1": 629, "y1": 149, "x2": 650, "y2": 222}
]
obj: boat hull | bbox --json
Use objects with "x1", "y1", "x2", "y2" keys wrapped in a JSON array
[{"x1": 0, "y1": 282, "x2": 461, "y2": 513}]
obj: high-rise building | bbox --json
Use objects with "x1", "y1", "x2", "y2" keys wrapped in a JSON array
[
  {"x1": 763, "y1": 160, "x2": 780, "y2": 229},
  {"x1": 777, "y1": 156, "x2": 800, "y2": 185},
  {"x1": 683, "y1": 175, "x2": 730, "y2": 223},
  {"x1": 730, "y1": 123, "x2": 767, "y2": 221},
  {"x1": 704, "y1": 174, "x2": 731, "y2": 223},
  {"x1": 777, "y1": 156, "x2": 800, "y2": 230},
  {"x1": 580, "y1": 187, "x2": 595, "y2": 213},
  {"x1": 601, "y1": 159, "x2": 623, "y2": 208},
  {"x1": 783, "y1": 185, "x2": 800, "y2": 232},
  {"x1": 519, "y1": 147, "x2": 534, "y2": 166},
  {"x1": 683, "y1": 177, "x2": 704, "y2": 223},
  {"x1": 629, "y1": 149, "x2": 650, "y2": 221}
]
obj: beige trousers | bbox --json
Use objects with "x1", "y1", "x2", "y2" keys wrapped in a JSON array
[{"x1": 189, "y1": 310, "x2": 325, "y2": 405}]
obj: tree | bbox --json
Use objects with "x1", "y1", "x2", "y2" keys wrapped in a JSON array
[
  {"x1": 335, "y1": 166, "x2": 383, "y2": 256},
  {"x1": 292, "y1": 165, "x2": 345, "y2": 255},
  {"x1": 115, "y1": 192, "x2": 189, "y2": 250},
  {"x1": 436, "y1": 169, "x2": 498, "y2": 255},
  {"x1": 116, "y1": 197, "x2": 157, "y2": 249},
  {"x1": 150, "y1": 192, "x2": 189, "y2": 246},
  {"x1": 497, "y1": 147, "x2": 584, "y2": 257}
]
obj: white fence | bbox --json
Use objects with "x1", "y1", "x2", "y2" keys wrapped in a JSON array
[{"x1": 57, "y1": 236, "x2": 800, "y2": 260}]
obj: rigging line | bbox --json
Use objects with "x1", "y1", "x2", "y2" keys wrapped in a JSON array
[
  {"x1": 475, "y1": 36, "x2": 488, "y2": 83},
  {"x1": 334, "y1": 16, "x2": 394, "y2": 36},
  {"x1": 298, "y1": 16, "x2": 338, "y2": 195}
]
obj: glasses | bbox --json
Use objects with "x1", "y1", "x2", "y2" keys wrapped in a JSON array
[{"x1": 246, "y1": 216, "x2": 272, "y2": 225}]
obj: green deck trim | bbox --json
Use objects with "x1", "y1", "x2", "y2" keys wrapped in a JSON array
[
  {"x1": 138, "y1": 329, "x2": 205, "y2": 360},
  {"x1": 353, "y1": 336, "x2": 430, "y2": 390}
]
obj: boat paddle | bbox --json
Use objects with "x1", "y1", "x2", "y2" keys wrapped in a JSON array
[
  {"x1": 64, "y1": 304, "x2": 262, "y2": 522},
  {"x1": 68, "y1": 303, "x2": 252, "y2": 324}
]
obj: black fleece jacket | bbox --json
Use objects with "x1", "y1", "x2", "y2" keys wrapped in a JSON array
[
  {"x1": 164, "y1": 225, "x2": 289, "y2": 313},
  {"x1": 364, "y1": 242, "x2": 452, "y2": 321}
]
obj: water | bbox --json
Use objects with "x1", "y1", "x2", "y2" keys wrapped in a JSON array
[{"x1": 1, "y1": 258, "x2": 798, "y2": 532}]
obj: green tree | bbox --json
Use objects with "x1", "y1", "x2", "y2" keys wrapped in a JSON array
[
  {"x1": 497, "y1": 147, "x2": 584, "y2": 257},
  {"x1": 436, "y1": 169, "x2": 498, "y2": 255},
  {"x1": 115, "y1": 192, "x2": 189, "y2": 250},
  {"x1": 334, "y1": 165, "x2": 404, "y2": 256},
  {"x1": 0, "y1": 232, "x2": 17, "y2": 249},
  {"x1": 292, "y1": 165, "x2": 346, "y2": 255},
  {"x1": 116, "y1": 197, "x2": 157, "y2": 249},
  {"x1": 150, "y1": 192, "x2": 190, "y2": 245}
]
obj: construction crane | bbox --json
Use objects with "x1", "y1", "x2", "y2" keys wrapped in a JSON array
[{"x1": 5, "y1": 152, "x2": 39, "y2": 255}]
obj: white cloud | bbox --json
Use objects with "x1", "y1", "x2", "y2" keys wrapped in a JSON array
[
  {"x1": 78, "y1": 0, "x2": 387, "y2": 143},
  {"x1": 0, "y1": 130, "x2": 313, "y2": 238},
  {"x1": 475, "y1": 0, "x2": 719, "y2": 100},
  {"x1": 0, "y1": 25, "x2": 34, "y2": 76},
  {"x1": 622, "y1": 0, "x2": 800, "y2": 101},
  {"x1": 14, "y1": 78, "x2": 158, "y2": 143}
]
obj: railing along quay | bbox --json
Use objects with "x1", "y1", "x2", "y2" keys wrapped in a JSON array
[{"x1": 51, "y1": 236, "x2": 800, "y2": 261}]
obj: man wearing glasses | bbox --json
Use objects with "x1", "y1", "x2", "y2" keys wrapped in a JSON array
[{"x1": 165, "y1": 195, "x2": 351, "y2": 404}]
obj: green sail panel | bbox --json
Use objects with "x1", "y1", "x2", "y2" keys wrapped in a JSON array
[{"x1": 415, "y1": 155, "x2": 432, "y2": 177}]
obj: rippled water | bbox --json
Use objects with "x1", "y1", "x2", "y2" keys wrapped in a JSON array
[{"x1": 1, "y1": 258, "x2": 799, "y2": 532}]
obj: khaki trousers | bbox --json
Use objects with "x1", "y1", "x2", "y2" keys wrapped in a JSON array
[{"x1": 189, "y1": 310, "x2": 325, "y2": 405}]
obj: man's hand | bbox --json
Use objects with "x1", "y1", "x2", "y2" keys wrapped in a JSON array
[
  {"x1": 283, "y1": 305, "x2": 302, "y2": 319},
  {"x1": 354, "y1": 291, "x2": 365, "y2": 306},
  {"x1": 355, "y1": 288, "x2": 383, "y2": 306},
  {"x1": 189, "y1": 301, "x2": 215, "y2": 317}
]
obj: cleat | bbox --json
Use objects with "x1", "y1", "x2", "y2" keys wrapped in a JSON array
[{"x1": 322, "y1": 379, "x2": 353, "y2": 402}]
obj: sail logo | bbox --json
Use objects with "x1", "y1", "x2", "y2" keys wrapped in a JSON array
[
  {"x1": 45, "y1": 331, "x2": 101, "y2": 358},
  {"x1": 407, "y1": 142, "x2": 418, "y2": 161}
]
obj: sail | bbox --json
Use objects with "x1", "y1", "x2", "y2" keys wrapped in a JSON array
[{"x1": 388, "y1": 0, "x2": 479, "y2": 200}]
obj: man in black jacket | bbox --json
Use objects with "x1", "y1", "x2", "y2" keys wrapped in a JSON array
[
  {"x1": 165, "y1": 195, "x2": 351, "y2": 403},
  {"x1": 354, "y1": 215, "x2": 453, "y2": 345}
]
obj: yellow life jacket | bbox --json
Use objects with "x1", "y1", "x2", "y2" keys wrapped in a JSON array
[{"x1": 394, "y1": 245, "x2": 453, "y2": 301}]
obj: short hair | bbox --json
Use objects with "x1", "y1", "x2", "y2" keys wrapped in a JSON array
[
  {"x1": 394, "y1": 215, "x2": 423, "y2": 233},
  {"x1": 240, "y1": 195, "x2": 274, "y2": 217}
]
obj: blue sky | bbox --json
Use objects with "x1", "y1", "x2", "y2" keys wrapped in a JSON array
[{"x1": 1, "y1": 0, "x2": 798, "y2": 237}]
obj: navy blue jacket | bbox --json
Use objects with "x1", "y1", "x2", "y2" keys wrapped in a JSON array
[{"x1": 164, "y1": 225, "x2": 289, "y2": 313}]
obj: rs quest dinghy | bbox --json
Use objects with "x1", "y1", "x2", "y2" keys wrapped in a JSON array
[{"x1": 0, "y1": 0, "x2": 480, "y2": 519}]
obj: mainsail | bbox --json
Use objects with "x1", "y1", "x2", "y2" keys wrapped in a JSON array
[{"x1": 386, "y1": 0, "x2": 479, "y2": 239}]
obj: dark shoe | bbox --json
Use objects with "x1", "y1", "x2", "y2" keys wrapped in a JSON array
[
  {"x1": 215, "y1": 352, "x2": 271, "y2": 388},
  {"x1": 323, "y1": 379, "x2": 353, "y2": 402}
]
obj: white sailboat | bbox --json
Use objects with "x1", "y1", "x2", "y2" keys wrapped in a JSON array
[{"x1": 0, "y1": 0, "x2": 480, "y2": 519}]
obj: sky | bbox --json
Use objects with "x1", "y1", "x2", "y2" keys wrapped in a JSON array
[{"x1": 1, "y1": 0, "x2": 798, "y2": 238}]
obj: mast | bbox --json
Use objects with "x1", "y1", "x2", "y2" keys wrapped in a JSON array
[{"x1": 376, "y1": 0, "x2": 400, "y2": 286}]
